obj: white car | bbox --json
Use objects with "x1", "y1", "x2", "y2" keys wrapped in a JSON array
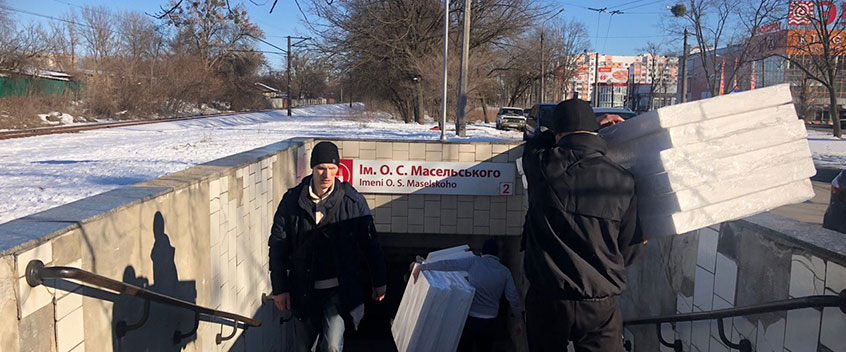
[{"x1": 496, "y1": 107, "x2": 526, "y2": 130}]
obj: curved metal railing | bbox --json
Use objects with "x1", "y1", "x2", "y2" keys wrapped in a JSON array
[
  {"x1": 622, "y1": 290, "x2": 846, "y2": 352},
  {"x1": 25, "y1": 260, "x2": 261, "y2": 345}
]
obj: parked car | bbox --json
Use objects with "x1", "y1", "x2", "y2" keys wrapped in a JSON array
[
  {"x1": 823, "y1": 169, "x2": 846, "y2": 233},
  {"x1": 495, "y1": 107, "x2": 526, "y2": 130},
  {"x1": 522, "y1": 103, "x2": 557, "y2": 140},
  {"x1": 593, "y1": 107, "x2": 638, "y2": 121}
]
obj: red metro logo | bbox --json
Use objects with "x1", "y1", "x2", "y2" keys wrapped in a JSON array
[{"x1": 338, "y1": 159, "x2": 353, "y2": 183}]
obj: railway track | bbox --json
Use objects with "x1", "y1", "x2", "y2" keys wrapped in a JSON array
[{"x1": 0, "y1": 111, "x2": 247, "y2": 140}]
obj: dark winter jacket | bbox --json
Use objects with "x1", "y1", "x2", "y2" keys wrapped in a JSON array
[
  {"x1": 522, "y1": 130, "x2": 644, "y2": 300},
  {"x1": 268, "y1": 176, "x2": 387, "y2": 316}
]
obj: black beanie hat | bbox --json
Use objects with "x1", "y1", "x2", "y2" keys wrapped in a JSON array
[
  {"x1": 310, "y1": 141, "x2": 340, "y2": 168},
  {"x1": 553, "y1": 99, "x2": 599, "y2": 133}
]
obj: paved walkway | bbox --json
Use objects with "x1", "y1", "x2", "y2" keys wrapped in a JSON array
[{"x1": 771, "y1": 181, "x2": 831, "y2": 224}]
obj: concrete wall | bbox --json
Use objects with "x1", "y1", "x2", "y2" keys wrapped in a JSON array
[
  {"x1": 621, "y1": 213, "x2": 846, "y2": 352},
  {"x1": 0, "y1": 138, "x2": 525, "y2": 352}
]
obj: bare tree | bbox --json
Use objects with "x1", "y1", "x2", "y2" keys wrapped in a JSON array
[
  {"x1": 638, "y1": 42, "x2": 674, "y2": 110},
  {"x1": 671, "y1": 0, "x2": 784, "y2": 97},
  {"x1": 776, "y1": 0, "x2": 844, "y2": 137},
  {"x1": 164, "y1": 0, "x2": 263, "y2": 70},
  {"x1": 308, "y1": 0, "x2": 537, "y2": 124},
  {"x1": 543, "y1": 19, "x2": 591, "y2": 101},
  {"x1": 80, "y1": 6, "x2": 116, "y2": 63}
]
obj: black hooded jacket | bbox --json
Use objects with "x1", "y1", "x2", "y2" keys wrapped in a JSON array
[
  {"x1": 522, "y1": 130, "x2": 644, "y2": 300},
  {"x1": 268, "y1": 176, "x2": 387, "y2": 316}
]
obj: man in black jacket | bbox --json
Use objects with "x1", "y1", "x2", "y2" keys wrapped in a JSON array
[
  {"x1": 522, "y1": 99, "x2": 644, "y2": 352},
  {"x1": 268, "y1": 141, "x2": 387, "y2": 352}
]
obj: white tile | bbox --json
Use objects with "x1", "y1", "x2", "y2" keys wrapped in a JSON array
[
  {"x1": 18, "y1": 276, "x2": 54, "y2": 318},
  {"x1": 731, "y1": 316, "x2": 757, "y2": 347},
  {"x1": 713, "y1": 253, "x2": 737, "y2": 304},
  {"x1": 789, "y1": 254, "x2": 826, "y2": 297},
  {"x1": 710, "y1": 297, "x2": 733, "y2": 343},
  {"x1": 694, "y1": 266, "x2": 715, "y2": 311},
  {"x1": 16, "y1": 242, "x2": 53, "y2": 277},
  {"x1": 692, "y1": 319, "x2": 711, "y2": 352},
  {"x1": 784, "y1": 307, "x2": 820, "y2": 352},
  {"x1": 826, "y1": 261, "x2": 846, "y2": 292},
  {"x1": 660, "y1": 324, "x2": 675, "y2": 352},
  {"x1": 677, "y1": 321, "x2": 693, "y2": 351},
  {"x1": 56, "y1": 306, "x2": 84, "y2": 352},
  {"x1": 55, "y1": 287, "x2": 82, "y2": 320},
  {"x1": 697, "y1": 227, "x2": 719, "y2": 273},
  {"x1": 210, "y1": 178, "x2": 220, "y2": 199},
  {"x1": 69, "y1": 342, "x2": 85, "y2": 352},
  {"x1": 821, "y1": 306, "x2": 846, "y2": 352},
  {"x1": 678, "y1": 293, "x2": 694, "y2": 313},
  {"x1": 755, "y1": 318, "x2": 785, "y2": 352},
  {"x1": 709, "y1": 337, "x2": 729, "y2": 352}
]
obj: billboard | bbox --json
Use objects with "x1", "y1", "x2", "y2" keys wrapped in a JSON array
[{"x1": 597, "y1": 67, "x2": 629, "y2": 83}]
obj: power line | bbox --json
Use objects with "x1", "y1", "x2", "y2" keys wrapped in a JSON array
[
  {"x1": 618, "y1": 0, "x2": 665, "y2": 12},
  {"x1": 609, "y1": 0, "x2": 654, "y2": 11}
]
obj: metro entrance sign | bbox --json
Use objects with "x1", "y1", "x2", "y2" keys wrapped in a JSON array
[{"x1": 337, "y1": 159, "x2": 516, "y2": 196}]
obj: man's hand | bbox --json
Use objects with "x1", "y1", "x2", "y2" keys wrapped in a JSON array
[
  {"x1": 372, "y1": 285, "x2": 387, "y2": 301},
  {"x1": 513, "y1": 321, "x2": 525, "y2": 336},
  {"x1": 272, "y1": 293, "x2": 291, "y2": 312},
  {"x1": 597, "y1": 113, "x2": 625, "y2": 128}
]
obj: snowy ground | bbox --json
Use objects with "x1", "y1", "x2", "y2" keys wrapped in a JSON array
[
  {"x1": 0, "y1": 104, "x2": 517, "y2": 224},
  {"x1": 0, "y1": 103, "x2": 843, "y2": 225},
  {"x1": 806, "y1": 128, "x2": 846, "y2": 169}
]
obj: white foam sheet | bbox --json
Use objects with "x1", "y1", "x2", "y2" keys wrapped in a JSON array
[
  {"x1": 639, "y1": 157, "x2": 816, "y2": 215},
  {"x1": 598, "y1": 87, "x2": 815, "y2": 238},
  {"x1": 392, "y1": 265, "x2": 475, "y2": 352},
  {"x1": 642, "y1": 179, "x2": 815, "y2": 236},
  {"x1": 636, "y1": 139, "x2": 813, "y2": 196},
  {"x1": 599, "y1": 84, "x2": 793, "y2": 145},
  {"x1": 425, "y1": 245, "x2": 472, "y2": 262},
  {"x1": 605, "y1": 104, "x2": 800, "y2": 169}
]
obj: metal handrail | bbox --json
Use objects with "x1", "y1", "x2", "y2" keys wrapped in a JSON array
[
  {"x1": 624, "y1": 290, "x2": 845, "y2": 325},
  {"x1": 25, "y1": 260, "x2": 261, "y2": 335},
  {"x1": 622, "y1": 290, "x2": 846, "y2": 352}
]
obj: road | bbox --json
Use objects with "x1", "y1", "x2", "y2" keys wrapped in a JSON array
[{"x1": 771, "y1": 181, "x2": 831, "y2": 224}]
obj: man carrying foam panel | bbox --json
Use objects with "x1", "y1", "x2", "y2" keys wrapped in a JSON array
[{"x1": 521, "y1": 99, "x2": 645, "y2": 352}]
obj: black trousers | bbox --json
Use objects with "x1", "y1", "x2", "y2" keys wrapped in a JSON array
[
  {"x1": 526, "y1": 288, "x2": 623, "y2": 352},
  {"x1": 457, "y1": 316, "x2": 496, "y2": 352}
]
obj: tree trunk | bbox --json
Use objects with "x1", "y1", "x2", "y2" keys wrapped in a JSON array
[
  {"x1": 481, "y1": 98, "x2": 489, "y2": 123},
  {"x1": 415, "y1": 82, "x2": 425, "y2": 125},
  {"x1": 830, "y1": 84, "x2": 842, "y2": 138}
]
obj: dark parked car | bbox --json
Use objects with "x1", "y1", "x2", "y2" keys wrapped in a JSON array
[
  {"x1": 522, "y1": 103, "x2": 557, "y2": 140},
  {"x1": 593, "y1": 107, "x2": 638, "y2": 121},
  {"x1": 823, "y1": 169, "x2": 846, "y2": 233}
]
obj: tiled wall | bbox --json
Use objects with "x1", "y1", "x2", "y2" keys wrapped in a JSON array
[
  {"x1": 0, "y1": 138, "x2": 524, "y2": 352},
  {"x1": 622, "y1": 214, "x2": 846, "y2": 352},
  {"x1": 328, "y1": 140, "x2": 526, "y2": 236}
]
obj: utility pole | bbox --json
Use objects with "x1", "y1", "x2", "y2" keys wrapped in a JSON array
[
  {"x1": 593, "y1": 52, "x2": 600, "y2": 105},
  {"x1": 286, "y1": 36, "x2": 310, "y2": 116},
  {"x1": 440, "y1": 0, "x2": 450, "y2": 141},
  {"x1": 539, "y1": 31, "x2": 545, "y2": 104},
  {"x1": 455, "y1": 0, "x2": 471, "y2": 137},
  {"x1": 287, "y1": 36, "x2": 292, "y2": 116},
  {"x1": 680, "y1": 27, "x2": 689, "y2": 103}
]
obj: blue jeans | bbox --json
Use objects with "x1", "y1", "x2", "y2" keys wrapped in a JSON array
[{"x1": 294, "y1": 289, "x2": 345, "y2": 352}]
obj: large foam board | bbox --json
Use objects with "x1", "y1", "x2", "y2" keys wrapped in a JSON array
[
  {"x1": 392, "y1": 252, "x2": 476, "y2": 352},
  {"x1": 635, "y1": 139, "x2": 812, "y2": 197},
  {"x1": 629, "y1": 119, "x2": 808, "y2": 176},
  {"x1": 642, "y1": 179, "x2": 815, "y2": 236},
  {"x1": 600, "y1": 84, "x2": 793, "y2": 145},
  {"x1": 639, "y1": 157, "x2": 816, "y2": 215},
  {"x1": 605, "y1": 104, "x2": 800, "y2": 169}
]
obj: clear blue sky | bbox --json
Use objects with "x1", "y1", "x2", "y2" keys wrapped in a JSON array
[{"x1": 5, "y1": 0, "x2": 680, "y2": 69}]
